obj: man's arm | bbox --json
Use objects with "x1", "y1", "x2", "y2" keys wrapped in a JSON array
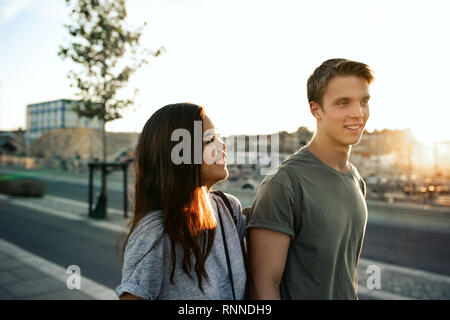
[{"x1": 248, "y1": 228, "x2": 291, "y2": 300}]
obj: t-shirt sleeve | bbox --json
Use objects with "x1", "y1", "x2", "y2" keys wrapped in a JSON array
[
  {"x1": 246, "y1": 170, "x2": 296, "y2": 238},
  {"x1": 116, "y1": 217, "x2": 165, "y2": 300}
]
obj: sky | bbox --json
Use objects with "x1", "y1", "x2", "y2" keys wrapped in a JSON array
[{"x1": 0, "y1": 0, "x2": 450, "y2": 144}]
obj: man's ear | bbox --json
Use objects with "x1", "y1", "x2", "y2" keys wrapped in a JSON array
[{"x1": 309, "y1": 101, "x2": 322, "y2": 120}]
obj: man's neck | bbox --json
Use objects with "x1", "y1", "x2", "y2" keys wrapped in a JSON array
[{"x1": 306, "y1": 133, "x2": 352, "y2": 173}]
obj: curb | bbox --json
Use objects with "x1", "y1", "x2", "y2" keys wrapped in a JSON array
[{"x1": 366, "y1": 200, "x2": 450, "y2": 216}]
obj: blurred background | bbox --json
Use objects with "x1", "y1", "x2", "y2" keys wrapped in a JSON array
[{"x1": 0, "y1": 0, "x2": 449, "y2": 300}]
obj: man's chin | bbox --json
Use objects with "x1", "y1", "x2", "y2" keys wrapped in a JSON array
[
  {"x1": 339, "y1": 136, "x2": 363, "y2": 147},
  {"x1": 348, "y1": 140, "x2": 362, "y2": 146}
]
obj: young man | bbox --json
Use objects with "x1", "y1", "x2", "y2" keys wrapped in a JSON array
[{"x1": 247, "y1": 58, "x2": 374, "y2": 300}]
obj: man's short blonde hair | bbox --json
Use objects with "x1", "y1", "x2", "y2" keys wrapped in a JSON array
[{"x1": 307, "y1": 58, "x2": 374, "y2": 106}]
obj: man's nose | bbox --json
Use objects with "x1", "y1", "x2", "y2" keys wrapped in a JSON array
[{"x1": 350, "y1": 103, "x2": 365, "y2": 118}]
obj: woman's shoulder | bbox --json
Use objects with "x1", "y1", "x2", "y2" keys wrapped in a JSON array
[
  {"x1": 128, "y1": 211, "x2": 164, "y2": 243},
  {"x1": 224, "y1": 192, "x2": 242, "y2": 211},
  {"x1": 211, "y1": 191, "x2": 242, "y2": 211},
  {"x1": 123, "y1": 211, "x2": 166, "y2": 261}
]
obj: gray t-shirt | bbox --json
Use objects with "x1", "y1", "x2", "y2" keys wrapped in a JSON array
[
  {"x1": 116, "y1": 192, "x2": 247, "y2": 300},
  {"x1": 247, "y1": 147, "x2": 367, "y2": 300}
]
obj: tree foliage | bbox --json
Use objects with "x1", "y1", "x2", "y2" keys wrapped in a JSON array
[{"x1": 58, "y1": 0, "x2": 164, "y2": 123}]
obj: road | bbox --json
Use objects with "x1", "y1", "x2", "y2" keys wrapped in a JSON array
[
  {"x1": 0, "y1": 200, "x2": 123, "y2": 290},
  {"x1": 45, "y1": 177, "x2": 129, "y2": 212},
  {"x1": 362, "y1": 218, "x2": 449, "y2": 275},
  {"x1": 0, "y1": 177, "x2": 449, "y2": 291}
]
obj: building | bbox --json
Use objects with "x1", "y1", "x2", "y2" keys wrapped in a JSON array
[
  {"x1": 26, "y1": 99, "x2": 102, "y2": 143},
  {"x1": 28, "y1": 128, "x2": 138, "y2": 162}
]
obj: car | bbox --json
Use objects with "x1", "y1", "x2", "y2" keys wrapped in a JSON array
[
  {"x1": 241, "y1": 179, "x2": 257, "y2": 190},
  {"x1": 114, "y1": 149, "x2": 134, "y2": 164}
]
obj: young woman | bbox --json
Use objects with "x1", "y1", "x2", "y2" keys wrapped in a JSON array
[{"x1": 116, "y1": 103, "x2": 247, "y2": 300}]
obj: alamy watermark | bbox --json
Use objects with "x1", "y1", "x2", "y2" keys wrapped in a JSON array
[
  {"x1": 366, "y1": 264, "x2": 381, "y2": 290},
  {"x1": 66, "y1": 265, "x2": 81, "y2": 290},
  {"x1": 170, "y1": 121, "x2": 280, "y2": 175}
]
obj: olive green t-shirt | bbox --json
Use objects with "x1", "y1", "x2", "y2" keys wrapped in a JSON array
[{"x1": 247, "y1": 147, "x2": 367, "y2": 300}]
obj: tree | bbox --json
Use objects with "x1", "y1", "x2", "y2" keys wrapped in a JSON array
[{"x1": 58, "y1": 0, "x2": 164, "y2": 217}]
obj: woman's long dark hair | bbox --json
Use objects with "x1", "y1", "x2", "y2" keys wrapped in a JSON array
[{"x1": 119, "y1": 103, "x2": 217, "y2": 292}]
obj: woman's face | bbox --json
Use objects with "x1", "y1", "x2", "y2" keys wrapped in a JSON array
[{"x1": 201, "y1": 115, "x2": 228, "y2": 189}]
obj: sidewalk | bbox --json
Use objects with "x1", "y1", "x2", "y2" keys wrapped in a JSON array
[
  {"x1": 357, "y1": 258, "x2": 450, "y2": 300},
  {"x1": 0, "y1": 238, "x2": 116, "y2": 300},
  {"x1": 0, "y1": 192, "x2": 122, "y2": 300}
]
